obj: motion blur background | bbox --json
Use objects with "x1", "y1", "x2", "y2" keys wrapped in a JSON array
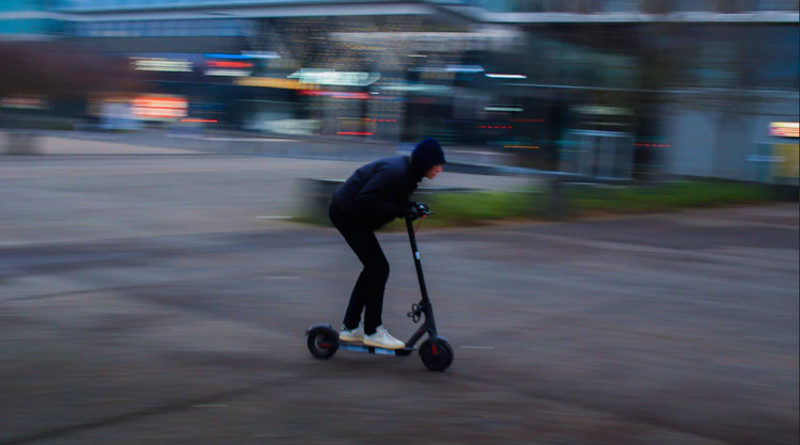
[
  {"x1": 1, "y1": 0, "x2": 798, "y2": 183},
  {"x1": 1, "y1": 2, "x2": 799, "y2": 444}
]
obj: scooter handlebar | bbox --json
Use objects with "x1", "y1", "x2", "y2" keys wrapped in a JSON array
[{"x1": 405, "y1": 202, "x2": 432, "y2": 221}]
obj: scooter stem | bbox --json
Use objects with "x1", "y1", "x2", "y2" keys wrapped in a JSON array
[{"x1": 405, "y1": 216, "x2": 430, "y2": 304}]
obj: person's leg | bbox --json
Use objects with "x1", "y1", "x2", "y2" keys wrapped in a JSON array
[
  {"x1": 330, "y1": 206, "x2": 364, "y2": 330},
  {"x1": 336, "y1": 227, "x2": 389, "y2": 335}
]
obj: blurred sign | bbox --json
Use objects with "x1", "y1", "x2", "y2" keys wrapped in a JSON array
[
  {"x1": 131, "y1": 95, "x2": 187, "y2": 120},
  {"x1": 769, "y1": 122, "x2": 799, "y2": 138},
  {"x1": 576, "y1": 106, "x2": 633, "y2": 116},
  {"x1": 1, "y1": 96, "x2": 49, "y2": 110},
  {"x1": 236, "y1": 77, "x2": 316, "y2": 90},
  {"x1": 207, "y1": 61, "x2": 253, "y2": 69},
  {"x1": 288, "y1": 69, "x2": 379, "y2": 86},
  {"x1": 241, "y1": 51, "x2": 280, "y2": 59},
  {"x1": 772, "y1": 143, "x2": 799, "y2": 178},
  {"x1": 131, "y1": 57, "x2": 193, "y2": 72},
  {"x1": 204, "y1": 58, "x2": 254, "y2": 77},
  {"x1": 204, "y1": 53, "x2": 251, "y2": 60}
]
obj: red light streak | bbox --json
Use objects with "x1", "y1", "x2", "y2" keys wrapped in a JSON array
[{"x1": 206, "y1": 61, "x2": 253, "y2": 69}]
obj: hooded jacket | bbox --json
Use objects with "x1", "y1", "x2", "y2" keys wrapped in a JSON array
[{"x1": 330, "y1": 138, "x2": 445, "y2": 230}]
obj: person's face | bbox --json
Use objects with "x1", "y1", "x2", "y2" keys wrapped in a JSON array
[{"x1": 425, "y1": 164, "x2": 443, "y2": 179}]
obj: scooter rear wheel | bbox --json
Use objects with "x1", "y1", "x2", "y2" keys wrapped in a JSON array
[
  {"x1": 419, "y1": 338, "x2": 453, "y2": 371},
  {"x1": 307, "y1": 325, "x2": 339, "y2": 359}
]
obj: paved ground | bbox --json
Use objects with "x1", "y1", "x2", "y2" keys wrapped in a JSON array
[
  {"x1": 1, "y1": 154, "x2": 798, "y2": 444},
  {"x1": 0, "y1": 155, "x2": 528, "y2": 246}
]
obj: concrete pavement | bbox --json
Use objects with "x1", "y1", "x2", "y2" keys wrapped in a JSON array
[{"x1": 0, "y1": 154, "x2": 797, "y2": 444}]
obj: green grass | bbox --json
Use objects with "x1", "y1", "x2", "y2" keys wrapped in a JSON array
[
  {"x1": 427, "y1": 190, "x2": 533, "y2": 222},
  {"x1": 570, "y1": 180, "x2": 775, "y2": 214},
  {"x1": 414, "y1": 180, "x2": 776, "y2": 227},
  {"x1": 376, "y1": 190, "x2": 535, "y2": 231},
  {"x1": 296, "y1": 180, "x2": 779, "y2": 229}
]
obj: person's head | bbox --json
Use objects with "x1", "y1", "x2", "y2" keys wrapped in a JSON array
[
  {"x1": 410, "y1": 137, "x2": 446, "y2": 181},
  {"x1": 425, "y1": 164, "x2": 443, "y2": 179}
]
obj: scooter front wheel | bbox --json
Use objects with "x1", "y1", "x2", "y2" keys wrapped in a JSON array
[
  {"x1": 419, "y1": 338, "x2": 453, "y2": 371},
  {"x1": 307, "y1": 325, "x2": 339, "y2": 359}
]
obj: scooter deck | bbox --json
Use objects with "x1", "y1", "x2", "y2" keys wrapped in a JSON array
[{"x1": 338, "y1": 340, "x2": 415, "y2": 356}]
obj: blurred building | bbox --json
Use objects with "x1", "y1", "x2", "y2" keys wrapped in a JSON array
[
  {"x1": 0, "y1": 0, "x2": 64, "y2": 41},
  {"x1": 1, "y1": 0, "x2": 798, "y2": 183}
]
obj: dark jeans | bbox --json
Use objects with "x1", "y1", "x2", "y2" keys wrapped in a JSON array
[{"x1": 329, "y1": 204, "x2": 389, "y2": 335}]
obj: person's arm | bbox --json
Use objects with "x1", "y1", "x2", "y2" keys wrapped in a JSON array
[{"x1": 354, "y1": 168, "x2": 408, "y2": 226}]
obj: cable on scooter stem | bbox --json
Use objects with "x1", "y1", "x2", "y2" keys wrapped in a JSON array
[{"x1": 413, "y1": 214, "x2": 427, "y2": 236}]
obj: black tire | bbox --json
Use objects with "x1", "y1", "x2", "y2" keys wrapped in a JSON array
[
  {"x1": 419, "y1": 338, "x2": 453, "y2": 371},
  {"x1": 307, "y1": 326, "x2": 338, "y2": 359}
]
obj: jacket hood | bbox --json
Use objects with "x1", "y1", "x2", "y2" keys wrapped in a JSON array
[{"x1": 409, "y1": 137, "x2": 446, "y2": 181}]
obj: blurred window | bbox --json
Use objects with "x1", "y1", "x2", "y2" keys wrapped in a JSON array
[
  {"x1": 603, "y1": 0, "x2": 639, "y2": 12},
  {"x1": 733, "y1": 0, "x2": 760, "y2": 11},
  {"x1": 174, "y1": 19, "x2": 188, "y2": 37},
  {"x1": 186, "y1": 20, "x2": 200, "y2": 36},
  {"x1": 142, "y1": 20, "x2": 155, "y2": 36},
  {"x1": 671, "y1": 0, "x2": 714, "y2": 11},
  {"x1": 757, "y1": 0, "x2": 799, "y2": 10}
]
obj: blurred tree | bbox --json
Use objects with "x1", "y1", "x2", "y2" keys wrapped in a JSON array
[{"x1": 0, "y1": 42, "x2": 143, "y2": 99}]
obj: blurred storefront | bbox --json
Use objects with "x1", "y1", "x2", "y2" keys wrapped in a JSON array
[{"x1": 2, "y1": 0, "x2": 798, "y2": 183}]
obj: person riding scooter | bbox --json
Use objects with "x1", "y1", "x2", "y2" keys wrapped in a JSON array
[{"x1": 328, "y1": 137, "x2": 446, "y2": 349}]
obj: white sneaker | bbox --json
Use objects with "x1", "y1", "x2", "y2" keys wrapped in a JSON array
[
  {"x1": 363, "y1": 325, "x2": 406, "y2": 350},
  {"x1": 339, "y1": 324, "x2": 363, "y2": 342}
]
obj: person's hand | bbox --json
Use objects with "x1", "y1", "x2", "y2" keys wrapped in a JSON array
[{"x1": 405, "y1": 202, "x2": 429, "y2": 219}]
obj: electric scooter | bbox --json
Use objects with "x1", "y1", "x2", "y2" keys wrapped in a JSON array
[{"x1": 306, "y1": 204, "x2": 453, "y2": 371}]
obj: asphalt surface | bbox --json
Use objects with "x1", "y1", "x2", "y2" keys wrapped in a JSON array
[{"x1": 1, "y1": 153, "x2": 798, "y2": 444}]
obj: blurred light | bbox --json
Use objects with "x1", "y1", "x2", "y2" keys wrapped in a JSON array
[
  {"x1": 288, "y1": 69, "x2": 379, "y2": 87},
  {"x1": 203, "y1": 53, "x2": 252, "y2": 60},
  {"x1": 510, "y1": 118, "x2": 544, "y2": 123},
  {"x1": 747, "y1": 155, "x2": 782, "y2": 162},
  {"x1": 206, "y1": 61, "x2": 253, "y2": 69},
  {"x1": 1, "y1": 96, "x2": 49, "y2": 110},
  {"x1": 131, "y1": 57, "x2": 193, "y2": 72},
  {"x1": 337, "y1": 132, "x2": 372, "y2": 136},
  {"x1": 484, "y1": 106, "x2": 523, "y2": 112},
  {"x1": 770, "y1": 122, "x2": 799, "y2": 138},
  {"x1": 205, "y1": 69, "x2": 251, "y2": 77},
  {"x1": 236, "y1": 77, "x2": 316, "y2": 90},
  {"x1": 132, "y1": 95, "x2": 187, "y2": 120},
  {"x1": 241, "y1": 51, "x2": 280, "y2": 59},
  {"x1": 445, "y1": 65, "x2": 484, "y2": 73},
  {"x1": 411, "y1": 66, "x2": 485, "y2": 74},
  {"x1": 486, "y1": 73, "x2": 527, "y2": 79},
  {"x1": 477, "y1": 125, "x2": 512, "y2": 129},
  {"x1": 576, "y1": 106, "x2": 633, "y2": 116}
]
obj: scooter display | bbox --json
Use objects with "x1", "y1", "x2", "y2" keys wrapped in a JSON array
[{"x1": 306, "y1": 205, "x2": 453, "y2": 371}]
